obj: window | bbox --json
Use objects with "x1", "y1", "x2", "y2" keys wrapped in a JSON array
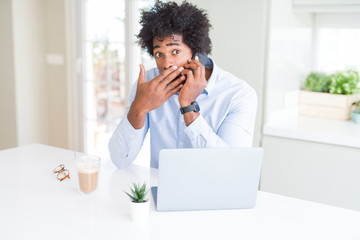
[
  {"x1": 81, "y1": 0, "x2": 154, "y2": 159},
  {"x1": 314, "y1": 13, "x2": 360, "y2": 74}
]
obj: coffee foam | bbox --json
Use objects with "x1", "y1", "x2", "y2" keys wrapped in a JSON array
[{"x1": 78, "y1": 166, "x2": 98, "y2": 174}]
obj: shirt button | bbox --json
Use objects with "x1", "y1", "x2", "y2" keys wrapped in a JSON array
[{"x1": 179, "y1": 142, "x2": 183, "y2": 146}]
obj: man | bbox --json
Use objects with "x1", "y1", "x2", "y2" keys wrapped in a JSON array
[{"x1": 109, "y1": 1, "x2": 257, "y2": 168}]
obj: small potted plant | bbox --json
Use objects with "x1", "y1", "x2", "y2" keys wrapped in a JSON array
[
  {"x1": 125, "y1": 182, "x2": 150, "y2": 222},
  {"x1": 351, "y1": 100, "x2": 360, "y2": 124}
]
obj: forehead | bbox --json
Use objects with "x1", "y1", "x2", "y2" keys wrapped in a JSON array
[{"x1": 153, "y1": 34, "x2": 184, "y2": 48}]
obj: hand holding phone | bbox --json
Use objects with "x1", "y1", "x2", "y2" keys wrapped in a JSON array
[
  {"x1": 178, "y1": 53, "x2": 208, "y2": 107},
  {"x1": 190, "y1": 53, "x2": 208, "y2": 74}
]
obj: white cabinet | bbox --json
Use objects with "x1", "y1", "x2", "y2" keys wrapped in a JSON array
[{"x1": 260, "y1": 135, "x2": 360, "y2": 211}]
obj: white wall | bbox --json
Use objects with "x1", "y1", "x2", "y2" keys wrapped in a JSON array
[
  {"x1": 0, "y1": 0, "x2": 17, "y2": 149},
  {"x1": 261, "y1": 136, "x2": 360, "y2": 211},
  {"x1": 12, "y1": 0, "x2": 49, "y2": 146},
  {"x1": 0, "y1": 0, "x2": 69, "y2": 150},
  {"x1": 44, "y1": 0, "x2": 69, "y2": 148},
  {"x1": 175, "y1": 0, "x2": 268, "y2": 147}
]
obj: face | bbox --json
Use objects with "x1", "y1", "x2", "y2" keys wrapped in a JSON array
[{"x1": 153, "y1": 34, "x2": 193, "y2": 73}]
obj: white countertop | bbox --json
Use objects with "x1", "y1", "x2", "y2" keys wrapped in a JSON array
[
  {"x1": 1, "y1": 144, "x2": 360, "y2": 240},
  {"x1": 264, "y1": 115, "x2": 360, "y2": 148}
]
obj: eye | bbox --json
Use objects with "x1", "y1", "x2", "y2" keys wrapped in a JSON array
[
  {"x1": 155, "y1": 52, "x2": 162, "y2": 58},
  {"x1": 172, "y1": 49, "x2": 180, "y2": 55}
]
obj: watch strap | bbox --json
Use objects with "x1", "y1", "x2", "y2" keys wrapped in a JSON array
[{"x1": 180, "y1": 101, "x2": 200, "y2": 114}]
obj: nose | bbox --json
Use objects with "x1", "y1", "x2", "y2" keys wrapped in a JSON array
[{"x1": 163, "y1": 55, "x2": 175, "y2": 70}]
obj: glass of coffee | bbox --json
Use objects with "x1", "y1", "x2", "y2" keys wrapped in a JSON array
[{"x1": 76, "y1": 155, "x2": 101, "y2": 194}]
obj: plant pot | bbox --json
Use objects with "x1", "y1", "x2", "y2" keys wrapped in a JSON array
[
  {"x1": 351, "y1": 112, "x2": 360, "y2": 124},
  {"x1": 129, "y1": 199, "x2": 150, "y2": 222},
  {"x1": 299, "y1": 90, "x2": 360, "y2": 120}
]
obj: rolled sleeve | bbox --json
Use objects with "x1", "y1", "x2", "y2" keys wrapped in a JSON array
[
  {"x1": 108, "y1": 114, "x2": 148, "y2": 168},
  {"x1": 184, "y1": 115, "x2": 228, "y2": 148},
  {"x1": 184, "y1": 115, "x2": 208, "y2": 140}
]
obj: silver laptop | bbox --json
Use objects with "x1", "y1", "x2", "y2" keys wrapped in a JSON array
[{"x1": 151, "y1": 148, "x2": 264, "y2": 211}]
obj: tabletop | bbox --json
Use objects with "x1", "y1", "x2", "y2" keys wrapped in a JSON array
[{"x1": 1, "y1": 144, "x2": 360, "y2": 240}]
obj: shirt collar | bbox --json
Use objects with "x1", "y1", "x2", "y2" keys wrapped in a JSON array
[{"x1": 202, "y1": 57, "x2": 217, "y2": 96}]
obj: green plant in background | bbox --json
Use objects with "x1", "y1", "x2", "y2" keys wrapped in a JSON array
[
  {"x1": 305, "y1": 72, "x2": 331, "y2": 92},
  {"x1": 329, "y1": 70, "x2": 360, "y2": 95},
  {"x1": 125, "y1": 182, "x2": 149, "y2": 203}
]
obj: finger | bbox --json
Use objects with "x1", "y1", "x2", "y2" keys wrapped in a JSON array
[
  {"x1": 155, "y1": 65, "x2": 178, "y2": 83},
  {"x1": 185, "y1": 62, "x2": 205, "y2": 79},
  {"x1": 196, "y1": 66, "x2": 201, "y2": 79},
  {"x1": 181, "y1": 68, "x2": 193, "y2": 76},
  {"x1": 181, "y1": 69, "x2": 194, "y2": 81},
  {"x1": 160, "y1": 67, "x2": 184, "y2": 87},
  {"x1": 187, "y1": 56, "x2": 200, "y2": 65},
  {"x1": 165, "y1": 75, "x2": 186, "y2": 91},
  {"x1": 184, "y1": 61, "x2": 202, "y2": 69},
  {"x1": 137, "y1": 64, "x2": 146, "y2": 86},
  {"x1": 166, "y1": 83, "x2": 183, "y2": 97}
]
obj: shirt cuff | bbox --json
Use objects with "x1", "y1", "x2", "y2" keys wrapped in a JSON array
[{"x1": 184, "y1": 115, "x2": 210, "y2": 140}]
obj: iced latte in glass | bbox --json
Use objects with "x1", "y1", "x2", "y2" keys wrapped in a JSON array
[{"x1": 76, "y1": 155, "x2": 101, "y2": 194}]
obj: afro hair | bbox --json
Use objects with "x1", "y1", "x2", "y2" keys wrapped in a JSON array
[{"x1": 137, "y1": 1, "x2": 212, "y2": 57}]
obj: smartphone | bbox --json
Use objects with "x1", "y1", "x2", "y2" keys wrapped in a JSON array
[
  {"x1": 188, "y1": 53, "x2": 208, "y2": 74},
  {"x1": 192, "y1": 52, "x2": 208, "y2": 66}
]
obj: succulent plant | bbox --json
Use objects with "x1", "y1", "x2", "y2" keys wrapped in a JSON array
[
  {"x1": 305, "y1": 72, "x2": 331, "y2": 92},
  {"x1": 125, "y1": 182, "x2": 149, "y2": 203}
]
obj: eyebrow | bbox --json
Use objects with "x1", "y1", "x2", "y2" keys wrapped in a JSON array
[{"x1": 153, "y1": 42, "x2": 181, "y2": 50}]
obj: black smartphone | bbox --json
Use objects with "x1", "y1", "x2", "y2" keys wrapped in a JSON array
[
  {"x1": 190, "y1": 53, "x2": 208, "y2": 74},
  {"x1": 192, "y1": 52, "x2": 208, "y2": 65}
]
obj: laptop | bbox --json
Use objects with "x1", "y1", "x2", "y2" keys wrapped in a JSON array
[{"x1": 151, "y1": 148, "x2": 264, "y2": 212}]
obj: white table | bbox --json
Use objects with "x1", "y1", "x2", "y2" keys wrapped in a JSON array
[{"x1": 1, "y1": 144, "x2": 359, "y2": 240}]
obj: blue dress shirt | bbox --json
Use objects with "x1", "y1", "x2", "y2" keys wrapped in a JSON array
[{"x1": 109, "y1": 58, "x2": 257, "y2": 168}]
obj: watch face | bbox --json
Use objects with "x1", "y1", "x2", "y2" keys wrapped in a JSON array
[{"x1": 193, "y1": 101, "x2": 200, "y2": 112}]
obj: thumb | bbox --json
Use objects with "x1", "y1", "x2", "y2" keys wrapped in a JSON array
[{"x1": 137, "y1": 64, "x2": 146, "y2": 86}]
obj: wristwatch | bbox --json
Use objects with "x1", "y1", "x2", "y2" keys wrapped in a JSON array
[{"x1": 180, "y1": 101, "x2": 200, "y2": 114}]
